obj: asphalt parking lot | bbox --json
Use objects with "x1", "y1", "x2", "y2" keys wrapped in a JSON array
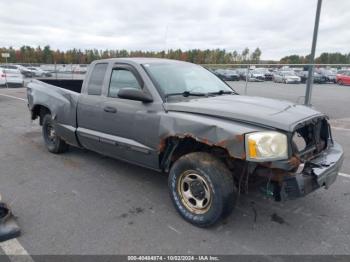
[{"x1": 0, "y1": 81, "x2": 349, "y2": 256}]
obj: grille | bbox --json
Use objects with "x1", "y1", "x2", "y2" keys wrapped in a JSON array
[{"x1": 291, "y1": 118, "x2": 329, "y2": 160}]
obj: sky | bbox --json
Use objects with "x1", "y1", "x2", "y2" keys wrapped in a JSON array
[{"x1": 0, "y1": 0, "x2": 349, "y2": 60}]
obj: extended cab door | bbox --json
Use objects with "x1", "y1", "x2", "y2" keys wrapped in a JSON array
[{"x1": 77, "y1": 62, "x2": 109, "y2": 152}]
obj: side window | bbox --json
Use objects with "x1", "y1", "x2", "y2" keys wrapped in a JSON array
[
  {"x1": 87, "y1": 63, "x2": 108, "y2": 95},
  {"x1": 108, "y1": 69, "x2": 141, "y2": 98}
]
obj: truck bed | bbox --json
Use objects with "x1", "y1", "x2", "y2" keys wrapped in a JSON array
[
  {"x1": 37, "y1": 79, "x2": 83, "y2": 93},
  {"x1": 27, "y1": 79, "x2": 82, "y2": 146}
]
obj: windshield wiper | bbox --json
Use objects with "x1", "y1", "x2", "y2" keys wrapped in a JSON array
[
  {"x1": 164, "y1": 91, "x2": 207, "y2": 101},
  {"x1": 208, "y1": 90, "x2": 236, "y2": 96}
]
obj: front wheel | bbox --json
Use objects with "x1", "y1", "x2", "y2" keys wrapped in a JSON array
[
  {"x1": 42, "y1": 114, "x2": 69, "y2": 154},
  {"x1": 168, "y1": 152, "x2": 236, "y2": 227}
]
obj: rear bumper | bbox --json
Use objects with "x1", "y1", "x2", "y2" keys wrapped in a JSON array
[{"x1": 281, "y1": 142, "x2": 344, "y2": 200}]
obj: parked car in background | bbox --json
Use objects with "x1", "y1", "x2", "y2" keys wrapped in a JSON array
[
  {"x1": 296, "y1": 71, "x2": 327, "y2": 84},
  {"x1": 214, "y1": 69, "x2": 240, "y2": 81},
  {"x1": 0, "y1": 68, "x2": 24, "y2": 87},
  {"x1": 254, "y1": 68, "x2": 273, "y2": 80},
  {"x1": 0, "y1": 64, "x2": 29, "y2": 76},
  {"x1": 26, "y1": 67, "x2": 52, "y2": 77},
  {"x1": 72, "y1": 64, "x2": 88, "y2": 74},
  {"x1": 240, "y1": 69, "x2": 265, "y2": 82},
  {"x1": 336, "y1": 71, "x2": 350, "y2": 85},
  {"x1": 236, "y1": 68, "x2": 248, "y2": 80},
  {"x1": 337, "y1": 69, "x2": 350, "y2": 76},
  {"x1": 313, "y1": 72, "x2": 328, "y2": 84},
  {"x1": 273, "y1": 71, "x2": 301, "y2": 84},
  {"x1": 316, "y1": 69, "x2": 336, "y2": 83}
]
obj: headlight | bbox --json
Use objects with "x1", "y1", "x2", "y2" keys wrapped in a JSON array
[{"x1": 245, "y1": 131, "x2": 288, "y2": 161}]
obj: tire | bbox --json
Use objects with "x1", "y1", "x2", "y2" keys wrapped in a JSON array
[
  {"x1": 42, "y1": 114, "x2": 69, "y2": 154},
  {"x1": 337, "y1": 80, "x2": 343, "y2": 85},
  {"x1": 168, "y1": 152, "x2": 236, "y2": 227}
]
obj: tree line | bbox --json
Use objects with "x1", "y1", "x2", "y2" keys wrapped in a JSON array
[
  {"x1": 280, "y1": 53, "x2": 350, "y2": 64},
  {"x1": 0, "y1": 45, "x2": 349, "y2": 64},
  {"x1": 0, "y1": 46, "x2": 261, "y2": 64}
]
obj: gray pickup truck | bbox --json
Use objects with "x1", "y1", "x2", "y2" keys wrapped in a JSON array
[{"x1": 27, "y1": 58, "x2": 344, "y2": 227}]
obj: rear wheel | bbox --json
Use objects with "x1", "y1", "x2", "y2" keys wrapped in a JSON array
[
  {"x1": 337, "y1": 80, "x2": 343, "y2": 85},
  {"x1": 168, "y1": 152, "x2": 236, "y2": 227},
  {"x1": 42, "y1": 114, "x2": 69, "y2": 154}
]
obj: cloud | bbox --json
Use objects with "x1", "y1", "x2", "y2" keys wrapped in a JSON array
[{"x1": 0, "y1": 0, "x2": 349, "y2": 59}]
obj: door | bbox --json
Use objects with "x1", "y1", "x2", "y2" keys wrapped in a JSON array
[{"x1": 97, "y1": 65, "x2": 162, "y2": 169}]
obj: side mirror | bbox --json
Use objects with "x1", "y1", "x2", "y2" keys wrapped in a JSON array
[{"x1": 118, "y1": 88, "x2": 153, "y2": 103}]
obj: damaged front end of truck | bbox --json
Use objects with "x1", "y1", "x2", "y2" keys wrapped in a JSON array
[{"x1": 158, "y1": 110, "x2": 344, "y2": 202}]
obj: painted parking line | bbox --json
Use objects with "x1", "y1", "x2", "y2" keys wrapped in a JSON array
[
  {"x1": 332, "y1": 127, "x2": 350, "y2": 132},
  {"x1": 339, "y1": 173, "x2": 350, "y2": 178},
  {"x1": 0, "y1": 238, "x2": 34, "y2": 262},
  {"x1": 0, "y1": 94, "x2": 27, "y2": 102}
]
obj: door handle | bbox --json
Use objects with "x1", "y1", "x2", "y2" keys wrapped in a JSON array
[{"x1": 103, "y1": 106, "x2": 117, "y2": 113}]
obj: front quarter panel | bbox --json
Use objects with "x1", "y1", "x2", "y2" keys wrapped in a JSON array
[{"x1": 159, "y1": 111, "x2": 267, "y2": 159}]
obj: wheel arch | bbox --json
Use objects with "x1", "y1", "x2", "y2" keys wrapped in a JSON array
[
  {"x1": 31, "y1": 104, "x2": 51, "y2": 125},
  {"x1": 159, "y1": 135, "x2": 242, "y2": 172}
]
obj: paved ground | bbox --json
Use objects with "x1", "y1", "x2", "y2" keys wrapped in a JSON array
[{"x1": 0, "y1": 82, "x2": 349, "y2": 256}]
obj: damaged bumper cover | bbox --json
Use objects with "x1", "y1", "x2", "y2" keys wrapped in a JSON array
[{"x1": 281, "y1": 142, "x2": 344, "y2": 200}]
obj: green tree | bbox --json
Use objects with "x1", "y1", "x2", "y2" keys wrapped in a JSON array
[
  {"x1": 251, "y1": 48, "x2": 262, "y2": 63},
  {"x1": 280, "y1": 55, "x2": 305, "y2": 64},
  {"x1": 43, "y1": 45, "x2": 53, "y2": 63},
  {"x1": 241, "y1": 48, "x2": 249, "y2": 62}
]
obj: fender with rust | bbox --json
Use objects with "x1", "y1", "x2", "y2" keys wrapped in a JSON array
[{"x1": 159, "y1": 95, "x2": 326, "y2": 172}]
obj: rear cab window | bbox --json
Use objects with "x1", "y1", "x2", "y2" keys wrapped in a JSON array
[{"x1": 87, "y1": 63, "x2": 108, "y2": 95}]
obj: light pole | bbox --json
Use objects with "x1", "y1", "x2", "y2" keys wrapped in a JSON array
[
  {"x1": 1, "y1": 52, "x2": 10, "y2": 88},
  {"x1": 305, "y1": 0, "x2": 322, "y2": 106}
]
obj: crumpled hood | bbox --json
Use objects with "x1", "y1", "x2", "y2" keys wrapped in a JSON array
[{"x1": 165, "y1": 95, "x2": 325, "y2": 131}]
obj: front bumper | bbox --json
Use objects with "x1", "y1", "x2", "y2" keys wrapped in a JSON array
[{"x1": 281, "y1": 142, "x2": 344, "y2": 200}]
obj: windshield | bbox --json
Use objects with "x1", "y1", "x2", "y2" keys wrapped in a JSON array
[{"x1": 143, "y1": 62, "x2": 234, "y2": 96}]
